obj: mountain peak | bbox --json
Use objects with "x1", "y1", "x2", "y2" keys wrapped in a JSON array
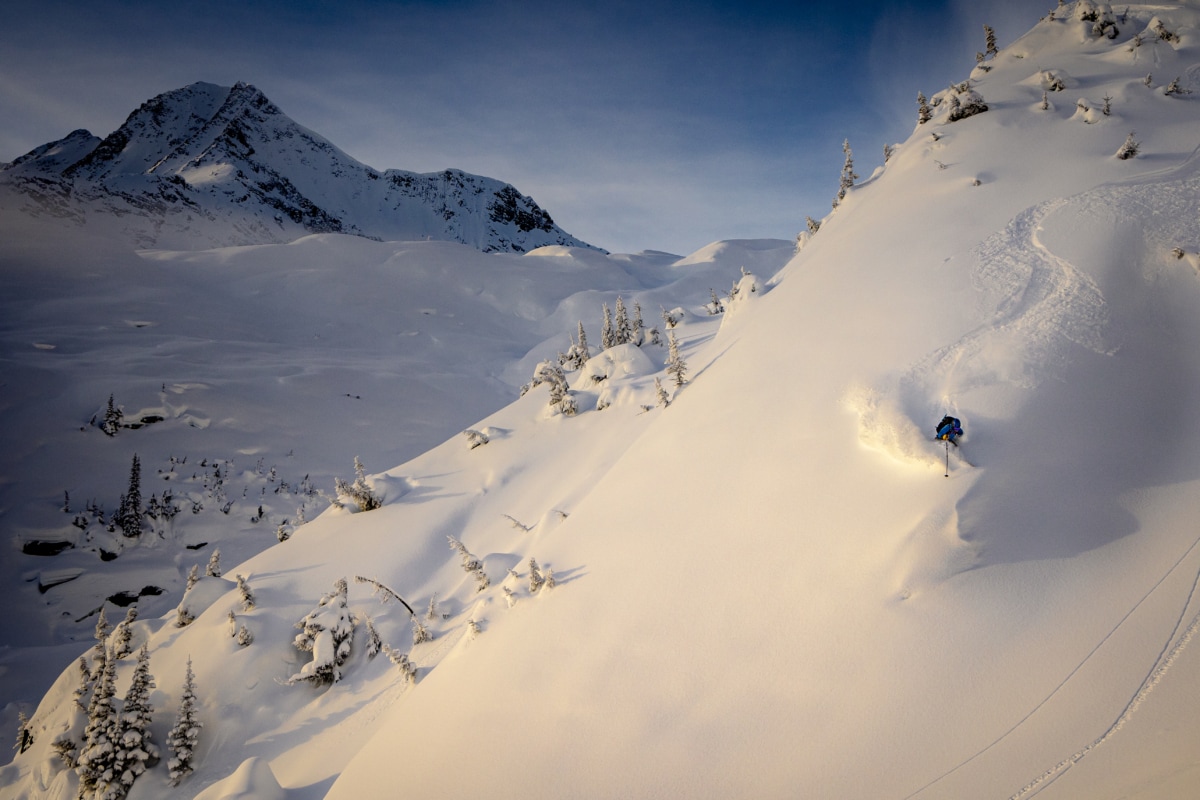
[{"x1": 3, "y1": 82, "x2": 599, "y2": 253}]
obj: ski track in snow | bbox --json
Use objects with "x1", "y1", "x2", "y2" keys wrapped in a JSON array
[
  {"x1": 902, "y1": 527, "x2": 1200, "y2": 800},
  {"x1": 851, "y1": 196, "x2": 1112, "y2": 469}
]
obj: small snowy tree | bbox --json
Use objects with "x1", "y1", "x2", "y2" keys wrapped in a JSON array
[
  {"x1": 614, "y1": 296, "x2": 632, "y2": 345},
  {"x1": 601, "y1": 303, "x2": 616, "y2": 349},
  {"x1": 118, "y1": 454, "x2": 143, "y2": 537},
  {"x1": 101, "y1": 394, "x2": 123, "y2": 436},
  {"x1": 205, "y1": 549, "x2": 221, "y2": 578},
  {"x1": 1164, "y1": 77, "x2": 1192, "y2": 96},
  {"x1": 654, "y1": 376, "x2": 671, "y2": 408},
  {"x1": 14, "y1": 711, "x2": 33, "y2": 755},
  {"x1": 631, "y1": 301, "x2": 645, "y2": 346},
  {"x1": 833, "y1": 139, "x2": 857, "y2": 208},
  {"x1": 412, "y1": 618, "x2": 432, "y2": 646},
  {"x1": 166, "y1": 657, "x2": 201, "y2": 787},
  {"x1": 448, "y1": 535, "x2": 490, "y2": 591},
  {"x1": 382, "y1": 645, "x2": 418, "y2": 683},
  {"x1": 984, "y1": 24, "x2": 998, "y2": 57},
  {"x1": 531, "y1": 361, "x2": 576, "y2": 416},
  {"x1": 666, "y1": 331, "x2": 688, "y2": 389},
  {"x1": 235, "y1": 574, "x2": 255, "y2": 612},
  {"x1": 333, "y1": 457, "x2": 382, "y2": 511},
  {"x1": 947, "y1": 84, "x2": 988, "y2": 122},
  {"x1": 110, "y1": 606, "x2": 137, "y2": 660},
  {"x1": 528, "y1": 557, "x2": 545, "y2": 594},
  {"x1": 917, "y1": 91, "x2": 932, "y2": 124},
  {"x1": 113, "y1": 645, "x2": 159, "y2": 796},
  {"x1": 464, "y1": 429, "x2": 490, "y2": 449},
  {"x1": 290, "y1": 578, "x2": 356, "y2": 686},
  {"x1": 1116, "y1": 131, "x2": 1140, "y2": 160},
  {"x1": 707, "y1": 288, "x2": 724, "y2": 315},
  {"x1": 362, "y1": 614, "x2": 383, "y2": 658},
  {"x1": 76, "y1": 647, "x2": 119, "y2": 799}
]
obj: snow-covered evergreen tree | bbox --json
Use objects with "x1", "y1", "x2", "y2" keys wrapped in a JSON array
[
  {"x1": 333, "y1": 456, "x2": 382, "y2": 511},
  {"x1": 833, "y1": 139, "x2": 857, "y2": 209},
  {"x1": 631, "y1": 301, "x2": 645, "y2": 346},
  {"x1": 601, "y1": 303, "x2": 616, "y2": 349},
  {"x1": 118, "y1": 454, "x2": 143, "y2": 537},
  {"x1": 362, "y1": 614, "x2": 383, "y2": 658},
  {"x1": 531, "y1": 361, "x2": 576, "y2": 416},
  {"x1": 614, "y1": 296, "x2": 631, "y2": 345},
  {"x1": 947, "y1": 84, "x2": 988, "y2": 122},
  {"x1": 290, "y1": 578, "x2": 356, "y2": 686},
  {"x1": 110, "y1": 606, "x2": 137, "y2": 660},
  {"x1": 14, "y1": 711, "x2": 33, "y2": 755},
  {"x1": 917, "y1": 92, "x2": 932, "y2": 124},
  {"x1": 185, "y1": 564, "x2": 199, "y2": 591},
  {"x1": 528, "y1": 557, "x2": 545, "y2": 594},
  {"x1": 166, "y1": 657, "x2": 201, "y2": 787},
  {"x1": 448, "y1": 535, "x2": 490, "y2": 591},
  {"x1": 654, "y1": 376, "x2": 671, "y2": 408},
  {"x1": 412, "y1": 617, "x2": 432, "y2": 646},
  {"x1": 113, "y1": 645, "x2": 158, "y2": 796},
  {"x1": 236, "y1": 574, "x2": 255, "y2": 611},
  {"x1": 666, "y1": 331, "x2": 688, "y2": 389},
  {"x1": 205, "y1": 549, "x2": 221, "y2": 578},
  {"x1": 1116, "y1": 131, "x2": 1140, "y2": 159},
  {"x1": 984, "y1": 24, "x2": 998, "y2": 58},
  {"x1": 383, "y1": 645, "x2": 418, "y2": 683},
  {"x1": 76, "y1": 647, "x2": 119, "y2": 799},
  {"x1": 101, "y1": 394, "x2": 123, "y2": 436}
]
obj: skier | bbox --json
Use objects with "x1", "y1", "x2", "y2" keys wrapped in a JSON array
[{"x1": 935, "y1": 415, "x2": 963, "y2": 446}]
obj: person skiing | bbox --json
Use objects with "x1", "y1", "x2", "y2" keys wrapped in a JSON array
[{"x1": 935, "y1": 415, "x2": 963, "y2": 446}]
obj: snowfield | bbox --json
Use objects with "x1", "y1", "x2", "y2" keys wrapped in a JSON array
[{"x1": 4, "y1": 3, "x2": 1200, "y2": 799}]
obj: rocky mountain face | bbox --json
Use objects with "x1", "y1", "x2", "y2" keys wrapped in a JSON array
[{"x1": 0, "y1": 81, "x2": 599, "y2": 253}]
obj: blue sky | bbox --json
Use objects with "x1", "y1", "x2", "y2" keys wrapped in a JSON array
[{"x1": 1, "y1": 0, "x2": 1052, "y2": 254}]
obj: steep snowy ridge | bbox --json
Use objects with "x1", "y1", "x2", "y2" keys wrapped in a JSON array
[
  {"x1": 5, "y1": 4, "x2": 1200, "y2": 799},
  {"x1": 0, "y1": 81, "x2": 596, "y2": 253}
]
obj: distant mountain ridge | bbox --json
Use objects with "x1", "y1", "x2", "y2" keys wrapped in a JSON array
[{"x1": 0, "y1": 81, "x2": 600, "y2": 253}]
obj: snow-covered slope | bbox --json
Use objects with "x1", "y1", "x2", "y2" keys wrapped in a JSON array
[
  {"x1": 0, "y1": 81, "x2": 597, "y2": 253},
  {"x1": 6, "y1": 3, "x2": 1200, "y2": 799}
]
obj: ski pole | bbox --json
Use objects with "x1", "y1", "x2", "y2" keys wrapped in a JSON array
[{"x1": 944, "y1": 439, "x2": 949, "y2": 477}]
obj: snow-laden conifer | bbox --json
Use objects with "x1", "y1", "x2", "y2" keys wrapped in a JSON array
[
  {"x1": 601, "y1": 303, "x2": 616, "y2": 349},
  {"x1": 333, "y1": 456, "x2": 382, "y2": 511},
  {"x1": 833, "y1": 139, "x2": 858, "y2": 209},
  {"x1": 654, "y1": 377, "x2": 671, "y2": 408},
  {"x1": 917, "y1": 92, "x2": 932, "y2": 124},
  {"x1": 205, "y1": 549, "x2": 221, "y2": 578},
  {"x1": 76, "y1": 647, "x2": 119, "y2": 799},
  {"x1": 447, "y1": 534, "x2": 491, "y2": 591},
  {"x1": 528, "y1": 557, "x2": 545, "y2": 594},
  {"x1": 1116, "y1": 131, "x2": 1140, "y2": 159},
  {"x1": 290, "y1": 578, "x2": 356, "y2": 685},
  {"x1": 236, "y1": 574, "x2": 255, "y2": 611},
  {"x1": 382, "y1": 645, "x2": 418, "y2": 683},
  {"x1": 614, "y1": 296, "x2": 631, "y2": 345},
  {"x1": 14, "y1": 711, "x2": 33, "y2": 755},
  {"x1": 110, "y1": 606, "x2": 137, "y2": 660},
  {"x1": 464, "y1": 428, "x2": 490, "y2": 449},
  {"x1": 113, "y1": 645, "x2": 158, "y2": 796},
  {"x1": 166, "y1": 657, "x2": 201, "y2": 787},
  {"x1": 666, "y1": 331, "x2": 687, "y2": 389},
  {"x1": 118, "y1": 454, "x2": 143, "y2": 537}
]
